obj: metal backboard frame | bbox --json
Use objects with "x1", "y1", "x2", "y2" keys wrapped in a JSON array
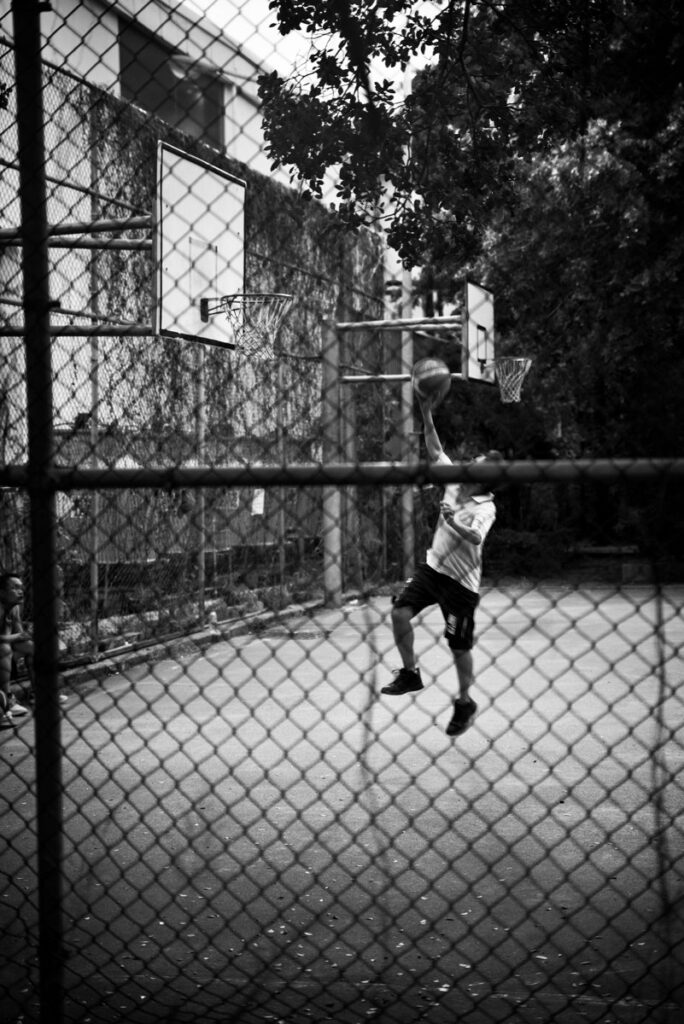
[
  {"x1": 462, "y1": 281, "x2": 496, "y2": 382},
  {"x1": 154, "y1": 142, "x2": 245, "y2": 347}
]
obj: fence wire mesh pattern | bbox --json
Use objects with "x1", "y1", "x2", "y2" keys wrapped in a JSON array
[{"x1": 1, "y1": 2, "x2": 684, "y2": 1024}]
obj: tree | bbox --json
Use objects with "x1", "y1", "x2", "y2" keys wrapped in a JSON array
[
  {"x1": 260, "y1": 1, "x2": 684, "y2": 460},
  {"x1": 476, "y1": 111, "x2": 684, "y2": 456},
  {"x1": 259, "y1": 1, "x2": 684, "y2": 267}
]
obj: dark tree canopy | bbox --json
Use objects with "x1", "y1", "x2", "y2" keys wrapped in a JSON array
[{"x1": 259, "y1": 1, "x2": 684, "y2": 267}]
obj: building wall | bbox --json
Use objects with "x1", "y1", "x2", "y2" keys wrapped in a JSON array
[
  {"x1": 0, "y1": 0, "x2": 282, "y2": 180},
  {"x1": 0, "y1": 19, "x2": 385, "y2": 574}
]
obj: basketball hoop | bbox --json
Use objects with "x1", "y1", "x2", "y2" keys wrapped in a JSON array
[
  {"x1": 200, "y1": 292, "x2": 293, "y2": 353},
  {"x1": 495, "y1": 357, "x2": 532, "y2": 403}
]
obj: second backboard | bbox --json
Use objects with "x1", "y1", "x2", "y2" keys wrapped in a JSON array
[{"x1": 462, "y1": 281, "x2": 496, "y2": 382}]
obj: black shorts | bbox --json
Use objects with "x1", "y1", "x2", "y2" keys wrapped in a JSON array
[{"x1": 393, "y1": 562, "x2": 479, "y2": 651}]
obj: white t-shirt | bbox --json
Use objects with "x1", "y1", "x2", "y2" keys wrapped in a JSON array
[{"x1": 426, "y1": 456, "x2": 496, "y2": 593}]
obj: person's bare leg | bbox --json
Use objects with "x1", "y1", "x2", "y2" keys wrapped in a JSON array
[
  {"x1": 391, "y1": 604, "x2": 417, "y2": 670},
  {"x1": 0, "y1": 648, "x2": 12, "y2": 718},
  {"x1": 453, "y1": 649, "x2": 474, "y2": 700},
  {"x1": 382, "y1": 604, "x2": 424, "y2": 695},
  {"x1": 15, "y1": 639, "x2": 34, "y2": 701}
]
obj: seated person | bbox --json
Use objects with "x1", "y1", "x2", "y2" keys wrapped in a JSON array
[{"x1": 0, "y1": 572, "x2": 33, "y2": 727}]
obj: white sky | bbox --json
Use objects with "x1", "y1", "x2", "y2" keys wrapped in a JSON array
[
  {"x1": 182, "y1": 0, "x2": 313, "y2": 74},
  {"x1": 184, "y1": 1, "x2": 440, "y2": 84}
]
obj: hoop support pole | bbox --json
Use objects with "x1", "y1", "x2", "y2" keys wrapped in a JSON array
[
  {"x1": 341, "y1": 372, "x2": 464, "y2": 384},
  {"x1": 335, "y1": 315, "x2": 462, "y2": 331},
  {"x1": 0, "y1": 214, "x2": 152, "y2": 242},
  {"x1": 46, "y1": 238, "x2": 152, "y2": 251},
  {"x1": 0, "y1": 324, "x2": 156, "y2": 336}
]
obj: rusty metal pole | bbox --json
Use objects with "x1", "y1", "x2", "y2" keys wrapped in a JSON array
[
  {"x1": 400, "y1": 265, "x2": 415, "y2": 579},
  {"x1": 321, "y1": 322, "x2": 343, "y2": 605},
  {"x1": 12, "y1": 2, "x2": 65, "y2": 1022}
]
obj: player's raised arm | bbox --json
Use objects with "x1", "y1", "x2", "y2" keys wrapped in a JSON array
[{"x1": 417, "y1": 394, "x2": 448, "y2": 463}]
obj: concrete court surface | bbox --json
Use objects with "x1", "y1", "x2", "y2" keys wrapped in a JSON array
[{"x1": 1, "y1": 585, "x2": 683, "y2": 1024}]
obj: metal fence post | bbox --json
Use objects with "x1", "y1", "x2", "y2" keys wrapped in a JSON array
[
  {"x1": 12, "y1": 1, "x2": 65, "y2": 1021},
  {"x1": 400, "y1": 266, "x2": 415, "y2": 579},
  {"x1": 321, "y1": 322, "x2": 342, "y2": 605}
]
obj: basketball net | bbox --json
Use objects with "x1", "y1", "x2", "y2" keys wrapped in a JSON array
[
  {"x1": 219, "y1": 292, "x2": 293, "y2": 355},
  {"x1": 495, "y1": 357, "x2": 532, "y2": 403}
]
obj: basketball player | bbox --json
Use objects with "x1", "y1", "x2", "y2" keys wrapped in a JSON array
[{"x1": 382, "y1": 395, "x2": 502, "y2": 736}]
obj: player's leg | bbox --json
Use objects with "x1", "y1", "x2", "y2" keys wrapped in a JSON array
[
  {"x1": 382, "y1": 603, "x2": 424, "y2": 694},
  {"x1": 442, "y1": 601, "x2": 478, "y2": 735},
  {"x1": 453, "y1": 648, "x2": 474, "y2": 701},
  {"x1": 381, "y1": 566, "x2": 435, "y2": 695},
  {"x1": 391, "y1": 603, "x2": 418, "y2": 671}
]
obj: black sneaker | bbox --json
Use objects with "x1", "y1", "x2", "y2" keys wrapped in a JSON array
[
  {"x1": 446, "y1": 697, "x2": 477, "y2": 736},
  {"x1": 381, "y1": 668, "x2": 423, "y2": 695}
]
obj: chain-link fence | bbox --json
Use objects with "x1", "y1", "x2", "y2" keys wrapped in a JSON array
[{"x1": 1, "y1": 2, "x2": 683, "y2": 1023}]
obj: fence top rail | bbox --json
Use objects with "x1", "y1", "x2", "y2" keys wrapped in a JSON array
[{"x1": 1, "y1": 459, "x2": 683, "y2": 490}]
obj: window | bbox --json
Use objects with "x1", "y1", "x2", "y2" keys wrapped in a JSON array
[{"x1": 119, "y1": 19, "x2": 223, "y2": 149}]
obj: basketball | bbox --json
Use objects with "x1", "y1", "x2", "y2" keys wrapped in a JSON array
[{"x1": 412, "y1": 357, "x2": 452, "y2": 406}]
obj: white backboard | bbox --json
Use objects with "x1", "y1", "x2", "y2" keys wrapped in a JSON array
[
  {"x1": 155, "y1": 142, "x2": 245, "y2": 346},
  {"x1": 462, "y1": 281, "x2": 496, "y2": 382}
]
